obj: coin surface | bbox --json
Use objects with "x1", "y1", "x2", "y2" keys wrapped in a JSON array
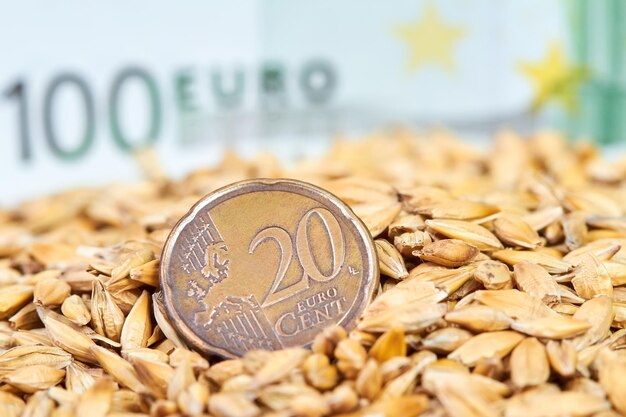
[{"x1": 160, "y1": 178, "x2": 379, "y2": 358}]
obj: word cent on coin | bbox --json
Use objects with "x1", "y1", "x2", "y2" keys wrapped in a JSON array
[{"x1": 160, "y1": 179, "x2": 379, "y2": 358}]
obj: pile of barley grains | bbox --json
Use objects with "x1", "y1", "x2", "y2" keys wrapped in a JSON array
[{"x1": 2, "y1": 131, "x2": 626, "y2": 417}]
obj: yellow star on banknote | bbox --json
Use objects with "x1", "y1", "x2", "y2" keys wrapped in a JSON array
[
  {"x1": 394, "y1": 5, "x2": 466, "y2": 72},
  {"x1": 519, "y1": 43, "x2": 588, "y2": 113}
]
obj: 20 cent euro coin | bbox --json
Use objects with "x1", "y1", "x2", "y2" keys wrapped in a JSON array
[{"x1": 160, "y1": 179, "x2": 379, "y2": 358}]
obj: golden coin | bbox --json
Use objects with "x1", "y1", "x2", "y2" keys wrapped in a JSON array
[{"x1": 160, "y1": 179, "x2": 379, "y2": 358}]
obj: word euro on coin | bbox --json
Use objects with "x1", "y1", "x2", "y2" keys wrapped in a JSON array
[{"x1": 160, "y1": 179, "x2": 379, "y2": 358}]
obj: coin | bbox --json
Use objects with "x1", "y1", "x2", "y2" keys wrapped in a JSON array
[{"x1": 160, "y1": 178, "x2": 379, "y2": 358}]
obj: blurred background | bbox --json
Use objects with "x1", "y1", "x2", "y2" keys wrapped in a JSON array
[{"x1": 1, "y1": 0, "x2": 624, "y2": 204}]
